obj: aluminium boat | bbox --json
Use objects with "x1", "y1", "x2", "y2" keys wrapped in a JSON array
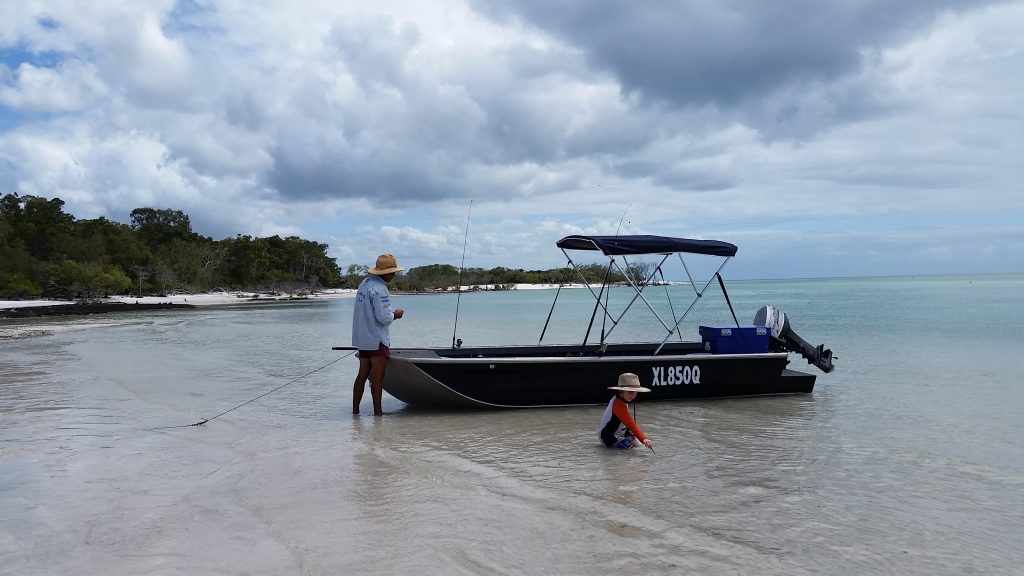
[{"x1": 337, "y1": 234, "x2": 834, "y2": 409}]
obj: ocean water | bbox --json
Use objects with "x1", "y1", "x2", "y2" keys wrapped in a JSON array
[{"x1": 1, "y1": 275, "x2": 1023, "y2": 575}]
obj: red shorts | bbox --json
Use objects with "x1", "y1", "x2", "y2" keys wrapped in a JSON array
[{"x1": 358, "y1": 342, "x2": 390, "y2": 358}]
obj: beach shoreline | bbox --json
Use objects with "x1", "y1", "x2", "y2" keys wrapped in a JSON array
[
  {"x1": 0, "y1": 289, "x2": 359, "y2": 339},
  {"x1": 0, "y1": 284, "x2": 587, "y2": 338},
  {"x1": 0, "y1": 288, "x2": 358, "y2": 312},
  {"x1": 0, "y1": 282, "x2": 592, "y2": 312}
]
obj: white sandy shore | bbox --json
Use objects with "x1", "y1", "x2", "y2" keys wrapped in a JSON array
[
  {"x1": 0, "y1": 284, "x2": 590, "y2": 310},
  {"x1": 0, "y1": 290, "x2": 359, "y2": 340},
  {"x1": 0, "y1": 284, "x2": 583, "y2": 340},
  {"x1": 0, "y1": 283, "x2": 599, "y2": 340},
  {"x1": 0, "y1": 289, "x2": 357, "y2": 310}
]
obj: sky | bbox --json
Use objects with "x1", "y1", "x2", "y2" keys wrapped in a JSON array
[{"x1": 1, "y1": 1, "x2": 1022, "y2": 280}]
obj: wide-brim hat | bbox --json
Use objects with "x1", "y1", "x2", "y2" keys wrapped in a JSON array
[
  {"x1": 607, "y1": 372, "x2": 651, "y2": 393},
  {"x1": 368, "y1": 253, "x2": 405, "y2": 275}
]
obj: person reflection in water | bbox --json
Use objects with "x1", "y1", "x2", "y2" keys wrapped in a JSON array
[
  {"x1": 351, "y1": 254, "x2": 405, "y2": 416},
  {"x1": 597, "y1": 372, "x2": 654, "y2": 450}
]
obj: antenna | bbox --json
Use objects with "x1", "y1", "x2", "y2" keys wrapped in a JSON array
[{"x1": 452, "y1": 200, "x2": 473, "y2": 348}]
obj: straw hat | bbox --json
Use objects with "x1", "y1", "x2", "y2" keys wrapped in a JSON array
[
  {"x1": 607, "y1": 372, "x2": 651, "y2": 393},
  {"x1": 368, "y1": 254, "x2": 405, "y2": 275}
]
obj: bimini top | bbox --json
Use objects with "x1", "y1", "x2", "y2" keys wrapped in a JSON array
[{"x1": 556, "y1": 234, "x2": 738, "y2": 257}]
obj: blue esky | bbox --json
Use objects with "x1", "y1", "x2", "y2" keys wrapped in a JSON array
[{"x1": 1, "y1": 1, "x2": 1022, "y2": 279}]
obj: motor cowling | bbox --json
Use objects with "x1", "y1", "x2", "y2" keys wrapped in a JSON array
[{"x1": 754, "y1": 305, "x2": 835, "y2": 373}]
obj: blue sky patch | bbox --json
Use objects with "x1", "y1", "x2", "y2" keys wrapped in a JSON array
[{"x1": 0, "y1": 46, "x2": 63, "y2": 71}]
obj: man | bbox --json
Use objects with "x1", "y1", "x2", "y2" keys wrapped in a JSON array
[{"x1": 351, "y1": 253, "x2": 405, "y2": 416}]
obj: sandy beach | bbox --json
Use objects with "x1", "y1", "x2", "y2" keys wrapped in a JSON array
[
  {"x1": 0, "y1": 283, "x2": 594, "y2": 340},
  {"x1": 0, "y1": 284, "x2": 574, "y2": 340},
  {"x1": 0, "y1": 289, "x2": 358, "y2": 340},
  {"x1": 0, "y1": 283, "x2": 594, "y2": 309},
  {"x1": 0, "y1": 283, "x2": 592, "y2": 311},
  {"x1": 0, "y1": 288, "x2": 358, "y2": 310}
]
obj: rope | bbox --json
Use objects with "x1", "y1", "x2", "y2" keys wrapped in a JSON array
[{"x1": 148, "y1": 351, "x2": 356, "y2": 431}]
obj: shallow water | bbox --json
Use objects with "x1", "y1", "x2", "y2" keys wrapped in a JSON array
[{"x1": 2, "y1": 276, "x2": 1023, "y2": 574}]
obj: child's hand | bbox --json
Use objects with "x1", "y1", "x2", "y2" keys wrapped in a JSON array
[{"x1": 643, "y1": 439, "x2": 653, "y2": 450}]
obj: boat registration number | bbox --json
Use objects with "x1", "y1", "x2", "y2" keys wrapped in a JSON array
[{"x1": 651, "y1": 365, "x2": 701, "y2": 386}]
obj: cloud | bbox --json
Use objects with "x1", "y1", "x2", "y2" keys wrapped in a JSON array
[
  {"x1": 0, "y1": 59, "x2": 106, "y2": 112},
  {"x1": 468, "y1": 1, "x2": 994, "y2": 106},
  {"x1": 0, "y1": 1, "x2": 1021, "y2": 278}
]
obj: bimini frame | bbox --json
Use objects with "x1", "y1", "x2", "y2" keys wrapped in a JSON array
[{"x1": 538, "y1": 234, "x2": 739, "y2": 355}]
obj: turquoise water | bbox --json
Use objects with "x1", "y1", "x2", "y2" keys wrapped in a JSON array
[{"x1": 1, "y1": 274, "x2": 1022, "y2": 574}]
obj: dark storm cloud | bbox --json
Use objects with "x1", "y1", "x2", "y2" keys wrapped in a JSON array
[{"x1": 469, "y1": 1, "x2": 999, "y2": 109}]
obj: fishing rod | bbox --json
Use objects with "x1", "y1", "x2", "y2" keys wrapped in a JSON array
[
  {"x1": 658, "y1": 265, "x2": 682, "y2": 342},
  {"x1": 452, "y1": 200, "x2": 473, "y2": 349},
  {"x1": 601, "y1": 204, "x2": 632, "y2": 345},
  {"x1": 631, "y1": 401, "x2": 655, "y2": 454},
  {"x1": 614, "y1": 203, "x2": 632, "y2": 235}
]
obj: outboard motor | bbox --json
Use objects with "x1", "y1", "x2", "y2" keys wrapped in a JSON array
[{"x1": 754, "y1": 305, "x2": 835, "y2": 373}]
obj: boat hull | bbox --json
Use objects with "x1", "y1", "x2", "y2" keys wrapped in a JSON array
[{"x1": 382, "y1": 343, "x2": 815, "y2": 408}]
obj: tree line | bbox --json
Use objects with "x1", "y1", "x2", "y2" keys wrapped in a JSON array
[
  {"x1": 0, "y1": 193, "x2": 630, "y2": 300},
  {"x1": 0, "y1": 193, "x2": 345, "y2": 300},
  {"x1": 387, "y1": 262, "x2": 627, "y2": 293}
]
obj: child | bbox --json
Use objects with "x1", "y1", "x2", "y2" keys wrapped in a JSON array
[{"x1": 597, "y1": 372, "x2": 654, "y2": 450}]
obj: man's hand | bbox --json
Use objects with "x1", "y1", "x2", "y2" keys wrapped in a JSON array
[{"x1": 393, "y1": 308, "x2": 405, "y2": 319}]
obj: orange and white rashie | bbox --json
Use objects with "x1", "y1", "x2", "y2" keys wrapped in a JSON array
[{"x1": 597, "y1": 396, "x2": 648, "y2": 448}]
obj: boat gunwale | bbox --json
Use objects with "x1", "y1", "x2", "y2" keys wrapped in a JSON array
[{"x1": 390, "y1": 350, "x2": 793, "y2": 363}]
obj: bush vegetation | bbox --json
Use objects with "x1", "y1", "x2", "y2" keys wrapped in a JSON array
[{"x1": 0, "y1": 193, "x2": 628, "y2": 299}]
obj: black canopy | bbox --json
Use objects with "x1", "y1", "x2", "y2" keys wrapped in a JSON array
[{"x1": 556, "y1": 235, "x2": 737, "y2": 257}]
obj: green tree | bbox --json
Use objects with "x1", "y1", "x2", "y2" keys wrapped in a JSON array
[
  {"x1": 69, "y1": 217, "x2": 153, "y2": 268},
  {"x1": 624, "y1": 261, "x2": 656, "y2": 285},
  {"x1": 130, "y1": 207, "x2": 193, "y2": 248},
  {"x1": 0, "y1": 227, "x2": 45, "y2": 298},
  {"x1": 0, "y1": 272, "x2": 42, "y2": 298},
  {"x1": 260, "y1": 235, "x2": 340, "y2": 287},
  {"x1": 401, "y1": 263, "x2": 459, "y2": 290},
  {"x1": 14, "y1": 195, "x2": 75, "y2": 261},
  {"x1": 223, "y1": 235, "x2": 270, "y2": 286},
  {"x1": 52, "y1": 261, "x2": 131, "y2": 299}
]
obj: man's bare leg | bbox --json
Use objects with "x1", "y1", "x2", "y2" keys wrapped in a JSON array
[
  {"x1": 352, "y1": 356, "x2": 372, "y2": 414},
  {"x1": 369, "y1": 355, "x2": 388, "y2": 416}
]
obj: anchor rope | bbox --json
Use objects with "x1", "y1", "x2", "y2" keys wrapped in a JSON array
[{"x1": 148, "y1": 351, "x2": 356, "y2": 431}]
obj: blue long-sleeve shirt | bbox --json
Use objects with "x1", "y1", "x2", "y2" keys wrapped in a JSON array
[{"x1": 351, "y1": 275, "x2": 397, "y2": 350}]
